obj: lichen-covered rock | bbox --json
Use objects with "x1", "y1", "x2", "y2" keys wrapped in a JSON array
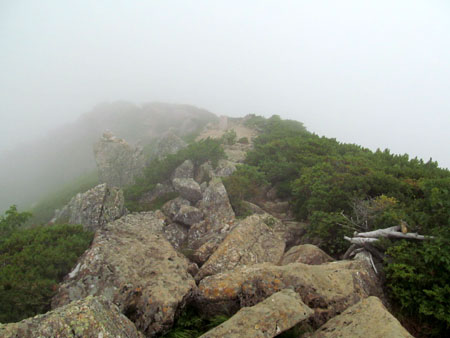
[
  {"x1": 309, "y1": 297, "x2": 413, "y2": 338},
  {"x1": 200, "y1": 289, "x2": 313, "y2": 338},
  {"x1": 161, "y1": 197, "x2": 191, "y2": 220},
  {"x1": 196, "y1": 215, "x2": 285, "y2": 281},
  {"x1": 172, "y1": 178, "x2": 203, "y2": 203},
  {"x1": 163, "y1": 222, "x2": 189, "y2": 249},
  {"x1": 174, "y1": 205, "x2": 204, "y2": 226},
  {"x1": 172, "y1": 159, "x2": 194, "y2": 179},
  {"x1": 94, "y1": 132, "x2": 145, "y2": 188},
  {"x1": 282, "y1": 244, "x2": 334, "y2": 265},
  {"x1": 139, "y1": 182, "x2": 176, "y2": 206},
  {"x1": 197, "y1": 179, "x2": 235, "y2": 227},
  {"x1": 196, "y1": 260, "x2": 382, "y2": 326},
  {"x1": 52, "y1": 183, "x2": 126, "y2": 232},
  {"x1": 155, "y1": 131, "x2": 187, "y2": 160},
  {"x1": 0, "y1": 296, "x2": 143, "y2": 338},
  {"x1": 51, "y1": 212, "x2": 197, "y2": 336},
  {"x1": 214, "y1": 159, "x2": 236, "y2": 177}
]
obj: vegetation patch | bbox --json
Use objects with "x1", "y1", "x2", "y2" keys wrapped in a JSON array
[{"x1": 0, "y1": 206, "x2": 93, "y2": 323}]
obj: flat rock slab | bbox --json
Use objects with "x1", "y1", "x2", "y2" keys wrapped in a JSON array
[
  {"x1": 51, "y1": 212, "x2": 197, "y2": 336},
  {"x1": 200, "y1": 289, "x2": 313, "y2": 338},
  {"x1": 196, "y1": 214, "x2": 285, "y2": 281},
  {"x1": 0, "y1": 296, "x2": 143, "y2": 338},
  {"x1": 282, "y1": 244, "x2": 334, "y2": 265},
  {"x1": 309, "y1": 296, "x2": 413, "y2": 338},
  {"x1": 196, "y1": 260, "x2": 382, "y2": 327}
]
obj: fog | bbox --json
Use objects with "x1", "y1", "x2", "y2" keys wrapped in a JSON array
[{"x1": 1, "y1": 0, "x2": 449, "y2": 170}]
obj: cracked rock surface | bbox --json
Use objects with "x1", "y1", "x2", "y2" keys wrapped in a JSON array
[{"x1": 51, "y1": 212, "x2": 197, "y2": 336}]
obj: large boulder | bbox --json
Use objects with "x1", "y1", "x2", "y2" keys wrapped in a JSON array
[
  {"x1": 281, "y1": 244, "x2": 334, "y2": 265},
  {"x1": 196, "y1": 260, "x2": 383, "y2": 326},
  {"x1": 94, "y1": 132, "x2": 145, "y2": 188},
  {"x1": 51, "y1": 183, "x2": 126, "y2": 232},
  {"x1": 155, "y1": 131, "x2": 187, "y2": 160},
  {"x1": 172, "y1": 178, "x2": 203, "y2": 203},
  {"x1": 51, "y1": 212, "x2": 197, "y2": 336},
  {"x1": 172, "y1": 159, "x2": 194, "y2": 179},
  {"x1": 200, "y1": 289, "x2": 313, "y2": 338},
  {"x1": 214, "y1": 159, "x2": 236, "y2": 178},
  {"x1": 197, "y1": 179, "x2": 235, "y2": 226},
  {"x1": 196, "y1": 214, "x2": 285, "y2": 281},
  {"x1": 173, "y1": 205, "x2": 204, "y2": 226},
  {"x1": 0, "y1": 296, "x2": 143, "y2": 338},
  {"x1": 309, "y1": 296, "x2": 413, "y2": 338}
]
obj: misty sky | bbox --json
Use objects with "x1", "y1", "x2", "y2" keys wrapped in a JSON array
[{"x1": 1, "y1": 0, "x2": 449, "y2": 168}]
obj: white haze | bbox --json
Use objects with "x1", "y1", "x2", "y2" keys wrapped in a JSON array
[{"x1": 1, "y1": 0, "x2": 449, "y2": 168}]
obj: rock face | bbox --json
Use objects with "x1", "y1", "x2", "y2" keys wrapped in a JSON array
[
  {"x1": 309, "y1": 296, "x2": 413, "y2": 338},
  {"x1": 94, "y1": 132, "x2": 145, "y2": 188},
  {"x1": 196, "y1": 214, "x2": 285, "y2": 281},
  {"x1": 51, "y1": 212, "x2": 197, "y2": 337},
  {"x1": 196, "y1": 260, "x2": 382, "y2": 326},
  {"x1": 155, "y1": 131, "x2": 187, "y2": 160},
  {"x1": 281, "y1": 244, "x2": 334, "y2": 265},
  {"x1": 52, "y1": 183, "x2": 126, "y2": 232},
  {"x1": 200, "y1": 289, "x2": 313, "y2": 338},
  {"x1": 0, "y1": 296, "x2": 143, "y2": 338},
  {"x1": 172, "y1": 178, "x2": 203, "y2": 203}
]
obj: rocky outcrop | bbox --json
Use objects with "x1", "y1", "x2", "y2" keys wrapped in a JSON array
[
  {"x1": 155, "y1": 131, "x2": 187, "y2": 160},
  {"x1": 172, "y1": 159, "x2": 194, "y2": 179},
  {"x1": 51, "y1": 212, "x2": 197, "y2": 337},
  {"x1": 195, "y1": 162, "x2": 214, "y2": 183},
  {"x1": 161, "y1": 197, "x2": 191, "y2": 220},
  {"x1": 281, "y1": 244, "x2": 334, "y2": 265},
  {"x1": 52, "y1": 183, "x2": 126, "y2": 232},
  {"x1": 196, "y1": 214, "x2": 285, "y2": 281},
  {"x1": 0, "y1": 296, "x2": 143, "y2": 338},
  {"x1": 172, "y1": 178, "x2": 203, "y2": 203},
  {"x1": 163, "y1": 223, "x2": 189, "y2": 249},
  {"x1": 200, "y1": 289, "x2": 313, "y2": 338},
  {"x1": 94, "y1": 132, "x2": 145, "y2": 188},
  {"x1": 309, "y1": 296, "x2": 413, "y2": 338},
  {"x1": 196, "y1": 260, "x2": 382, "y2": 326},
  {"x1": 173, "y1": 205, "x2": 204, "y2": 226},
  {"x1": 214, "y1": 159, "x2": 236, "y2": 177}
]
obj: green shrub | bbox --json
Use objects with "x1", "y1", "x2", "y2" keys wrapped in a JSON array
[
  {"x1": 384, "y1": 228, "x2": 450, "y2": 336},
  {"x1": 0, "y1": 222, "x2": 93, "y2": 323},
  {"x1": 0, "y1": 205, "x2": 31, "y2": 242},
  {"x1": 222, "y1": 165, "x2": 267, "y2": 217},
  {"x1": 237, "y1": 137, "x2": 249, "y2": 144},
  {"x1": 221, "y1": 129, "x2": 237, "y2": 145}
]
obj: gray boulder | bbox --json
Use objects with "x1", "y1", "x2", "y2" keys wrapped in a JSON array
[
  {"x1": 0, "y1": 296, "x2": 143, "y2": 338},
  {"x1": 281, "y1": 244, "x2": 334, "y2": 265},
  {"x1": 94, "y1": 132, "x2": 145, "y2": 188},
  {"x1": 309, "y1": 297, "x2": 413, "y2": 338},
  {"x1": 214, "y1": 159, "x2": 236, "y2": 178},
  {"x1": 172, "y1": 159, "x2": 194, "y2": 179},
  {"x1": 163, "y1": 222, "x2": 189, "y2": 249},
  {"x1": 51, "y1": 212, "x2": 196, "y2": 337},
  {"x1": 174, "y1": 205, "x2": 204, "y2": 226},
  {"x1": 52, "y1": 183, "x2": 126, "y2": 232},
  {"x1": 172, "y1": 178, "x2": 203, "y2": 203},
  {"x1": 161, "y1": 197, "x2": 191, "y2": 220},
  {"x1": 200, "y1": 289, "x2": 313, "y2": 338}
]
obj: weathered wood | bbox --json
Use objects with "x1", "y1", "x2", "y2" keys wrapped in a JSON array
[{"x1": 344, "y1": 236, "x2": 379, "y2": 245}]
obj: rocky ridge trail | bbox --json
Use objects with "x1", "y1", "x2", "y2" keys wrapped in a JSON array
[{"x1": 1, "y1": 116, "x2": 415, "y2": 337}]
